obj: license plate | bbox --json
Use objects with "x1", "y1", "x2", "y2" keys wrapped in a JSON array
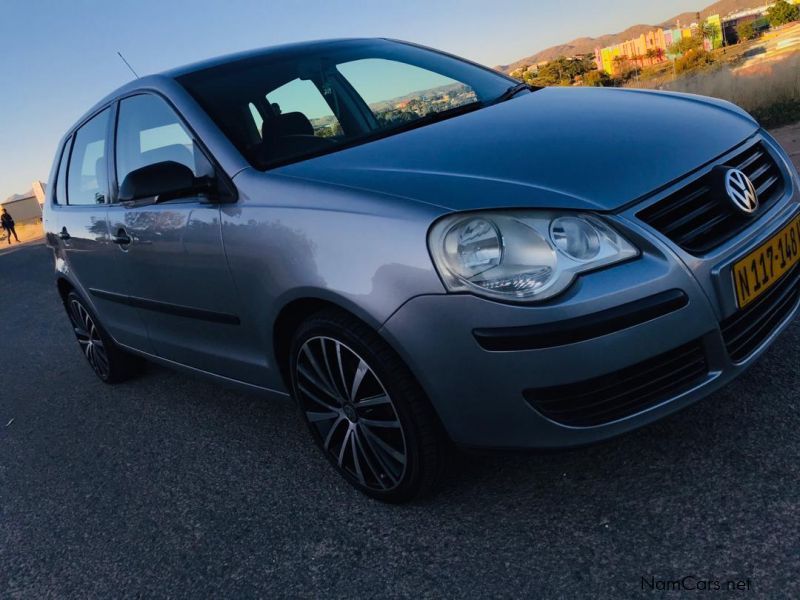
[{"x1": 733, "y1": 215, "x2": 800, "y2": 309}]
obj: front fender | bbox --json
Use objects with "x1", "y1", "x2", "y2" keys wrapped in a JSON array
[{"x1": 221, "y1": 169, "x2": 448, "y2": 389}]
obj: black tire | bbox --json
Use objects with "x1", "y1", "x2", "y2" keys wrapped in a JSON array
[
  {"x1": 289, "y1": 308, "x2": 447, "y2": 503},
  {"x1": 64, "y1": 291, "x2": 144, "y2": 383}
]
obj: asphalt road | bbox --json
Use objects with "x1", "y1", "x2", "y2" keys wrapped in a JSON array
[{"x1": 1, "y1": 241, "x2": 799, "y2": 598}]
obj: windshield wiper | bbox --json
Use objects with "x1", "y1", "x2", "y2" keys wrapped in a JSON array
[
  {"x1": 258, "y1": 102, "x2": 487, "y2": 170},
  {"x1": 406, "y1": 101, "x2": 486, "y2": 125},
  {"x1": 490, "y1": 82, "x2": 537, "y2": 105},
  {"x1": 259, "y1": 95, "x2": 519, "y2": 171},
  {"x1": 359, "y1": 101, "x2": 487, "y2": 140}
]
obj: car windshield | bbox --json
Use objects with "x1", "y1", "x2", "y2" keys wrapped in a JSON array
[{"x1": 177, "y1": 39, "x2": 517, "y2": 170}]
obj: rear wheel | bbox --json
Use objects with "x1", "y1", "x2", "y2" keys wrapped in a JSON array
[
  {"x1": 64, "y1": 291, "x2": 143, "y2": 383},
  {"x1": 290, "y1": 309, "x2": 446, "y2": 503}
]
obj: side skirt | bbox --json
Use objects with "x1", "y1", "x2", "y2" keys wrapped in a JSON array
[{"x1": 116, "y1": 341, "x2": 291, "y2": 400}]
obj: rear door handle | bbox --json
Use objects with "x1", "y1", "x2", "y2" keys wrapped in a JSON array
[
  {"x1": 58, "y1": 227, "x2": 71, "y2": 240},
  {"x1": 111, "y1": 228, "x2": 132, "y2": 245}
]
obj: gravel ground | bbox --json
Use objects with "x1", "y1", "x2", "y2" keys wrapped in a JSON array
[{"x1": 1, "y1": 235, "x2": 799, "y2": 597}]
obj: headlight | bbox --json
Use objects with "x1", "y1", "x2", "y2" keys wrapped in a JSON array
[{"x1": 428, "y1": 211, "x2": 638, "y2": 302}]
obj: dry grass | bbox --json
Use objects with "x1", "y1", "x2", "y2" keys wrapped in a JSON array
[
  {"x1": 646, "y1": 52, "x2": 800, "y2": 128},
  {"x1": 0, "y1": 220, "x2": 43, "y2": 244}
]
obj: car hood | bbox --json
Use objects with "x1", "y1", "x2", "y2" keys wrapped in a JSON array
[{"x1": 273, "y1": 87, "x2": 760, "y2": 212}]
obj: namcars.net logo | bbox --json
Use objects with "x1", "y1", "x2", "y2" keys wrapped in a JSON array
[{"x1": 642, "y1": 575, "x2": 753, "y2": 592}]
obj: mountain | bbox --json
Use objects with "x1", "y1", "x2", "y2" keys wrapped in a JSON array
[
  {"x1": 663, "y1": 0, "x2": 766, "y2": 27},
  {"x1": 497, "y1": 0, "x2": 760, "y2": 72},
  {"x1": 498, "y1": 24, "x2": 658, "y2": 72}
]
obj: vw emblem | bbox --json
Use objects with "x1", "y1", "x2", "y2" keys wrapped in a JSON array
[{"x1": 725, "y1": 168, "x2": 759, "y2": 215}]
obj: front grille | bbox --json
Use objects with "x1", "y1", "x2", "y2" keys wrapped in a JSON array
[
  {"x1": 523, "y1": 340, "x2": 708, "y2": 427},
  {"x1": 638, "y1": 142, "x2": 785, "y2": 254},
  {"x1": 721, "y1": 264, "x2": 800, "y2": 362}
]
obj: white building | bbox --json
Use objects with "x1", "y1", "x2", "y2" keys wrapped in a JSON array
[{"x1": 1, "y1": 181, "x2": 46, "y2": 223}]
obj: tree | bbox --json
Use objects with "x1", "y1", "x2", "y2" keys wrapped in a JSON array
[
  {"x1": 526, "y1": 56, "x2": 595, "y2": 87},
  {"x1": 736, "y1": 21, "x2": 757, "y2": 42},
  {"x1": 669, "y1": 35, "x2": 703, "y2": 56},
  {"x1": 701, "y1": 22, "x2": 722, "y2": 48},
  {"x1": 509, "y1": 67, "x2": 528, "y2": 80},
  {"x1": 767, "y1": 0, "x2": 800, "y2": 27},
  {"x1": 610, "y1": 55, "x2": 626, "y2": 76}
]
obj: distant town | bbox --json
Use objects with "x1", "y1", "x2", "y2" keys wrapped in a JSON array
[
  {"x1": 292, "y1": 1, "x2": 800, "y2": 140},
  {"x1": 506, "y1": 0, "x2": 800, "y2": 87},
  {"x1": 309, "y1": 82, "x2": 478, "y2": 137}
]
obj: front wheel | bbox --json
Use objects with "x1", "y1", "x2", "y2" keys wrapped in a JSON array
[{"x1": 290, "y1": 309, "x2": 447, "y2": 503}]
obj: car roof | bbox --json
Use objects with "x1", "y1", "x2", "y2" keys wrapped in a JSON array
[{"x1": 163, "y1": 37, "x2": 375, "y2": 77}]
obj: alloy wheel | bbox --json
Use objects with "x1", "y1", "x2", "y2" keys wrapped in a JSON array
[
  {"x1": 295, "y1": 336, "x2": 408, "y2": 491},
  {"x1": 68, "y1": 298, "x2": 111, "y2": 380}
]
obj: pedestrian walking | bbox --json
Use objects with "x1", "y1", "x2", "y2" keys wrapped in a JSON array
[{"x1": 1, "y1": 208, "x2": 20, "y2": 244}]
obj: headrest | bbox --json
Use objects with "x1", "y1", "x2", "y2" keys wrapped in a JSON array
[
  {"x1": 262, "y1": 112, "x2": 314, "y2": 140},
  {"x1": 139, "y1": 144, "x2": 194, "y2": 171}
]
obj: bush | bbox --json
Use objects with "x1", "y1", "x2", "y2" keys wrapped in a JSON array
[
  {"x1": 583, "y1": 70, "x2": 613, "y2": 87},
  {"x1": 674, "y1": 49, "x2": 715, "y2": 74},
  {"x1": 736, "y1": 21, "x2": 757, "y2": 42},
  {"x1": 751, "y1": 100, "x2": 800, "y2": 129},
  {"x1": 767, "y1": 0, "x2": 800, "y2": 27},
  {"x1": 754, "y1": 17, "x2": 770, "y2": 30}
]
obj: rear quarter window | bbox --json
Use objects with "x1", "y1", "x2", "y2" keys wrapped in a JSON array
[{"x1": 54, "y1": 137, "x2": 72, "y2": 205}]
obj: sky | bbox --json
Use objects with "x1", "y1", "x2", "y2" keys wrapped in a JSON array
[{"x1": 0, "y1": 0, "x2": 705, "y2": 200}]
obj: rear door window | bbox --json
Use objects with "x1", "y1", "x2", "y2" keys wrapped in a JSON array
[{"x1": 67, "y1": 108, "x2": 111, "y2": 205}]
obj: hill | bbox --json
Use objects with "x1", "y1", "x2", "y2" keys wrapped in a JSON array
[
  {"x1": 497, "y1": 0, "x2": 759, "y2": 72},
  {"x1": 662, "y1": 0, "x2": 765, "y2": 27},
  {"x1": 499, "y1": 24, "x2": 657, "y2": 72}
]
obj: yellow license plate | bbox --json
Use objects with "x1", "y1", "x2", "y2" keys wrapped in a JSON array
[{"x1": 733, "y1": 215, "x2": 800, "y2": 309}]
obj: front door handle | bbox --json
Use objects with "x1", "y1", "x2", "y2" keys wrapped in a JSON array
[
  {"x1": 58, "y1": 227, "x2": 71, "y2": 240},
  {"x1": 110, "y1": 228, "x2": 132, "y2": 245}
]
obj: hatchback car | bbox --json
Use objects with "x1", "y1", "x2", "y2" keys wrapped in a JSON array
[{"x1": 45, "y1": 39, "x2": 800, "y2": 502}]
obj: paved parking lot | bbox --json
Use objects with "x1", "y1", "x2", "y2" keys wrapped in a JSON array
[{"x1": 2, "y1": 233, "x2": 799, "y2": 596}]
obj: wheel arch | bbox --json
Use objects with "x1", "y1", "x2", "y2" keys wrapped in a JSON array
[
  {"x1": 56, "y1": 277, "x2": 75, "y2": 303},
  {"x1": 270, "y1": 291, "x2": 451, "y2": 445},
  {"x1": 272, "y1": 296, "x2": 384, "y2": 389}
]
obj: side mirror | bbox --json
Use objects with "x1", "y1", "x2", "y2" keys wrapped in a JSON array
[{"x1": 118, "y1": 161, "x2": 213, "y2": 203}]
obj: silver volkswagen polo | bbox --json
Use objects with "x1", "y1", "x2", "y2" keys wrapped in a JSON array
[{"x1": 44, "y1": 39, "x2": 800, "y2": 502}]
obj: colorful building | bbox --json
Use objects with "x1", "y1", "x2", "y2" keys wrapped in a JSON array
[
  {"x1": 705, "y1": 14, "x2": 723, "y2": 50},
  {"x1": 594, "y1": 26, "x2": 675, "y2": 75},
  {"x1": 593, "y1": 2, "x2": 797, "y2": 73},
  {"x1": 594, "y1": 14, "x2": 731, "y2": 75}
]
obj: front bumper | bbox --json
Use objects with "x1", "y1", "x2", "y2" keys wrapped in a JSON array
[{"x1": 380, "y1": 134, "x2": 800, "y2": 450}]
